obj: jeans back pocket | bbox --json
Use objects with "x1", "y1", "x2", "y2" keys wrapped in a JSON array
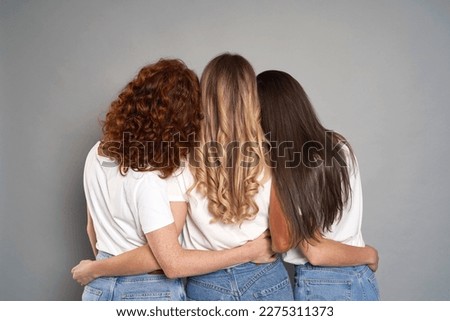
[{"x1": 82, "y1": 285, "x2": 103, "y2": 301}]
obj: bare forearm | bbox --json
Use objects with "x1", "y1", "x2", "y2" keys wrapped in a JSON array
[
  {"x1": 161, "y1": 246, "x2": 252, "y2": 279},
  {"x1": 90, "y1": 245, "x2": 160, "y2": 277},
  {"x1": 147, "y1": 225, "x2": 258, "y2": 278},
  {"x1": 301, "y1": 238, "x2": 377, "y2": 267},
  {"x1": 85, "y1": 203, "x2": 188, "y2": 278},
  {"x1": 146, "y1": 223, "x2": 274, "y2": 279}
]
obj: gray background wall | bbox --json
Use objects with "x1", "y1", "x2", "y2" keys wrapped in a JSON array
[{"x1": 1, "y1": 0, "x2": 449, "y2": 300}]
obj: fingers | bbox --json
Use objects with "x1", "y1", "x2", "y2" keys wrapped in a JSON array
[
  {"x1": 70, "y1": 260, "x2": 86, "y2": 273},
  {"x1": 71, "y1": 269, "x2": 87, "y2": 285},
  {"x1": 71, "y1": 263, "x2": 81, "y2": 274},
  {"x1": 71, "y1": 260, "x2": 95, "y2": 287},
  {"x1": 76, "y1": 278, "x2": 89, "y2": 286}
]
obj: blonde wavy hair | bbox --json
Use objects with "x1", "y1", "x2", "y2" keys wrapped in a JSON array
[{"x1": 190, "y1": 53, "x2": 269, "y2": 224}]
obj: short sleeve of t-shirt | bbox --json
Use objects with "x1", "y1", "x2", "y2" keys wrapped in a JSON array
[
  {"x1": 166, "y1": 170, "x2": 188, "y2": 202},
  {"x1": 135, "y1": 175, "x2": 174, "y2": 234}
]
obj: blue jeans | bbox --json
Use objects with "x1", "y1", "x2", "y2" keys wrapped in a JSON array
[
  {"x1": 82, "y1": 251, "x2": 185, "y2": 301},
  {"x1": 186, "y1": 257, "x2": 294, "y2": 301},
  {"x1": 294, "y1": 263, "x2": 380, "y2": 301}
]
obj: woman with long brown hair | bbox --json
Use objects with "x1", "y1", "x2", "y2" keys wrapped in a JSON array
[
  {"x1": 73, "y1": 58, "x2": 274, "y2": 300},
  {"x1": 257, "y1": 70, "x2": 380, "y2": 300}
]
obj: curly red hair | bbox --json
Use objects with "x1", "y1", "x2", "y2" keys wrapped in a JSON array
[{"x1": 100, "y1": 59, "x2": 202, "y2": 177}]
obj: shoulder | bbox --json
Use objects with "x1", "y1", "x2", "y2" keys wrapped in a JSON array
[
  {"x1": 85, "y1": 141, "x2": 118, "y2": 169},
  {"x1": 335, "y1": 141, "x2": 359, "y2": 176},
  {"x1": 173, "y1": 166, "x2": 194, "y2": 184},
  {"x1": 84, "y1": 141, "x2": 103, "y2": 172},
  {"x1": 166, "y1": 166, "x2": 193, "y2": 197},
  {"x1": 85, "y1": 141, "x2": 101, "y2": 159},
  {"x1": 134, "y1": 170, "x2": 167, "y2": 186}
]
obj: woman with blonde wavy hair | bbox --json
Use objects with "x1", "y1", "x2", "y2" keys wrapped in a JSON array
[{"x1": 167, "y1": 53, "x2": 294, "y2": 300}]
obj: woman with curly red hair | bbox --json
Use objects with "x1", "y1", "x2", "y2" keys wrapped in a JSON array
[{"x1": 73, "y1": 58, "x2": 273, "y2": 301}]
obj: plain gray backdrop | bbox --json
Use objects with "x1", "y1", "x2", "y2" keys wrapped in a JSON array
[{"x1": 1, "y1": 0, "x2": 449, "y2": 300}]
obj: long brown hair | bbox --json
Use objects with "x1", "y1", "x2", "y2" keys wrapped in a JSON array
[
  {"x1": 257, "y1": 70, "x2": 354, "y2": 244},
  {"x1": 191, "y1": 53, "x2": 268, "y2": 224},
  {"x1": 101, "y1": 59, "x2": 202, "y2": 178}
]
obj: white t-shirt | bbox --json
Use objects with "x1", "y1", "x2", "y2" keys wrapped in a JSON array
[
  {"x1": 167, "y1": 166, "x2": 271, "y2": 250},
  {"x1": 83, "y1": 142, "x2": 174, "y2": 256},
  {"x1": 282, "y1": 155, "x2": 365, "y2": 265}
]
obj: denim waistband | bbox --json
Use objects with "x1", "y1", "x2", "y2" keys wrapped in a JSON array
[
  {"x1": 193, "y1": 256, "x2": 284, "y2": 277},
  {"x1": 96, "y1": 250, "x2": 113, "y2": 260},
  {"x1": 297, "y1": 263, "x2": 372, "y2": 276}
]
